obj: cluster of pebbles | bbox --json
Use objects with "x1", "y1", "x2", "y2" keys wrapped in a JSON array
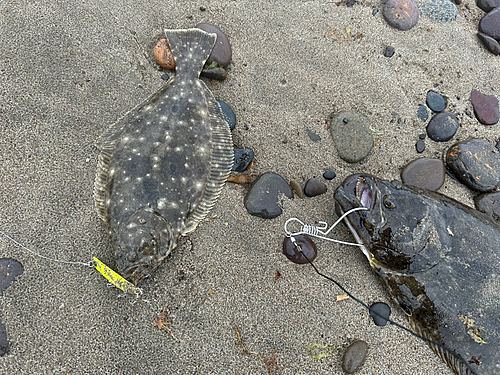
[{"x1": 379, "y1": 0, "x2": 500, "y2": 56}]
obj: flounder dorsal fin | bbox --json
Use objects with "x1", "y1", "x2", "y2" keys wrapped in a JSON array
[
  {"x1": 409, "y1": 318, "x2": 477, "y2": 375},
  {"x1": 184, "y1": 93, "x2": 234, "y2": 232}
]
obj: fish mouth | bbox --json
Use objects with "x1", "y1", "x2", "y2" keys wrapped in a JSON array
[
  {"x1": 335, "y1": 173, "x2": 375, "y2": 211},
  {"x1": 355, "y1": 177, "x2": 373, "y2": 209},
  {"x1": 120, "y1": 256, "x2": 161, "y2": 286},
  {"x1": 334, "y1": 174, "x2": 379, "y2": 260}
]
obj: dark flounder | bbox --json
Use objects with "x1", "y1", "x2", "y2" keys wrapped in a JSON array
[
  {"x1": 334, "y1": 174, "x2": 500, "y2": 375},
  {"x1": 94, "y1": 28, "x2": 233, "y2": 285}
]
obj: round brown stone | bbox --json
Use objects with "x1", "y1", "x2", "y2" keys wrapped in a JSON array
[
  {"x1": 383, "y1": 0, "x2": 419, "y2": 31},
  {"x1": 401, "y1": 158, "x2": 445, "y2": 191},
  {"x1": 153, "y1": 39, "x2": 175, "y2": 70}
]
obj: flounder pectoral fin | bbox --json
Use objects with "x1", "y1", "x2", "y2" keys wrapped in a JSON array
[{"x1": 185, "y1": 93, "x2": 234, "y2": 232}]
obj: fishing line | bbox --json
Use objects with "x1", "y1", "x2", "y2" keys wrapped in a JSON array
[
  {"x1": 284, "y1": 207, "x2": 478, "y2": 375},
  {"x1": 0, "y1": 229, "x2": 143, "y2": 298}
]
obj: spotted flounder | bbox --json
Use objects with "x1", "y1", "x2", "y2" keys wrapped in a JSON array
[
  {"x1": 94, "y1": 28, "x2": 233, "y2": 285},
  {"x1": 334, "y1": 174, "x2": 500, "y2": 375}
]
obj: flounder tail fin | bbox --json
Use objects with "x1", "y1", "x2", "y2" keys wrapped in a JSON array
[{"x1": 164, "y1": 28, "x2": 217, "y2": 78}]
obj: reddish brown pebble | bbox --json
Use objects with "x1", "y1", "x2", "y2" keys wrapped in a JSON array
[
  {"x1": 383, "y1": 0, "x2": 419, "y2": 31},
  {"x1": 470, "y1": 89, "x2": 499, "y2": 125},
  {"x1": 153, "y1": 39, "x2": 175, "y2": 70},
  {"x1": 401, "y1": 157, "x2": 445, "y2": 191},
  {"x1": 282, "y1": 235, "x2": 317, "y2": 264}
]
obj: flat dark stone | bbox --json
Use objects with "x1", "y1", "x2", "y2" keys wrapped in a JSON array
[
  {"x1": 201, "y1": 67, "x2": 227, "y2": 81},
  {"x1": 477, "y1": 32, "x2": 500, "y2": 55},
  {"x1": 446, "y1": 138, "x2": 500, "y2": 192},
  {"x1": 419, "y1": 133, "x2": 426, "y2": 140},
  {"x1": 217, "y1": 99, "x2": 236, "y2": 130},
  {"x1": 479, "y1": 6, "x2": 500, "y2": 40},
  {"x1": 475, "y1": 192, "x2": 500, "y2": 221},
  {"x1": 195, "y1": 23, "x2": 232, "y2": 67},
  {"x1": 329, "y1": 111, "x2": 373, "y2": 163},
  {"x1": 0, "y1": 319, "x2": 9, "y2": 357},
  {"x1": 426, "y1": 112, "x2": 459, "y2": 142},
  {"x1": 401, "y1": 157, "x2": 445, "y2": 191},
  {"x1": 384, "y1": 46, "x2": 395, "y2": 57},
  {"x1": 470, "y1": 89, "x2": 499, "y2": 125},
  {"x1": 342, "y1": 340, "x2": 368, "y2": 374},
  {"x1": 382, "y1": 0, "x2": 419, "y2": 30},
  {"x1": 417, "y1": 105, "x2": 429, "y2": 122},
  {"x1": 282, "y1": 234, "x2": 317, "y2": 264},
  {"x1": 426, "y1": 91, "x2": 446, "y2": 112},
  {"x1": 369, "y1": 302, "x2": 391, "y2": 326},
  {"x1": 416, "y1": 140, "x2": 425, "y2": 153},
  {"x1": 244, "y1": 173, "x2": 293, "y2": 219},
  {"x1": 323, "y1": 171, "x2": 337, "y2": 180},
  {"x1": 304, "y1": 177, "x2": 327, "y2": 197},
  {"x1": 305, "y1": 128, "x2": 321, "y2": 143},
  {"x1": 232, "y1": 148, "x2": 254, "y2": 172},
  {"x1": 0, "y1": 258, "x2": 24, "y2": 295},
  {"x1": 476, "y1": 0, "x2": 500, "y2": 12}
]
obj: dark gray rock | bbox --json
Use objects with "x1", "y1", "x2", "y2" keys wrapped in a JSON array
[
  {"x1": 476, "y1": 0, "x2": 500, "y2": 12},
  {"x1": 417, "y1": 105, "x2": 429, "y2": 121},
  {"x1": 384, "y1": 46, "x2": 395, "y2": 57},
  {"x1": 383, "y1": 0, "x2": 419, "y2": 30},
  {"x1": 232, "y1": 148, "x2": 254, "y2": 172},
  {"x1": 426, "y1": 91, "x2": 446, "y2": 112},
  {"x1": 244, "y1": 173, "x2": 293, "y2": 219},
  {"x1": 401, "y1": 157, "x2": 445, "y2": 191},
  {"x1": 305, "y1": 128, "x2": 321, "y2": 143},
  {"x1": 195, "y1": 23, "x2": 232, "y2": 67},
  {"x1": 328, "y1": 111, "x2": 373, "y2": 163},
  {"x1": 477, "y1": 32, "x2": 500, "y2": 55},
  {"x1": 426, "y1": 113, "x2": 459, "y2": 142},
  {"x1": 416, "y1": 140, "x2": 425, "y2": 153},
  {"x1": 323, "y1": 171, "x2": 337, "y2": 180},
  {"x1": 0, "y1": 258, "x2": 23, "y2": 357},
  {"x1": 475, "y1": 192, "x2": 500, "y2": 221},
  {"x1": 342, "y1": 340, "x2": 369, "y2": 374},
  {"x1": 0, "y1": 319, "x2": 8, "y2": 356},
  {"x1": 201, "y1": 67, "x2": 227, "y2": 81},
  {"x1": 369, "y1": 302, "x2": 391, "y2": 326},
  {"x1": 0, "y1": 258, "x2": 24, "y2": 295},
  {"x1": 479, "y1": 6, "x2": 500, "y2": 41},
  {"x1": 446, "y1": 139, "x2": 500, "y2": 192},
  {"x1": 217, "y1": 99, "x2": 236, "y2": 130},
  {"x1": 470, "y1": 89, "x2": 499, "y2": 125},
  {"x1": 419, "y1": 0, "x2": 457, "y2": 22},
  {"x1": 304, "y1": 178, "x2": 327, "y2": 197}
]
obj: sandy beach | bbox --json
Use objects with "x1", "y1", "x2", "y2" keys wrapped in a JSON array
[{"x1": 0, "y1": 1, "x2": 498, "y2": 374}]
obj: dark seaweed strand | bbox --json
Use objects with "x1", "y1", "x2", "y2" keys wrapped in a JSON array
[{"x1": 292, "y1": 242, "x2": 478, "y2": 375}]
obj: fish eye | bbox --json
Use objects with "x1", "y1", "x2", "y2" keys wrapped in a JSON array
[{"x1": 383, "y1": 196, "x2": 396, "y2": 209}]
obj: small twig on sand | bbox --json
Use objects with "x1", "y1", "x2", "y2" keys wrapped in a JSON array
[
  {"x1": 154, "y1": 309, "x2": 180, "y2": 342},
  {"x1": 234, "y1": 325, "x2": 282, "y2": 374}
]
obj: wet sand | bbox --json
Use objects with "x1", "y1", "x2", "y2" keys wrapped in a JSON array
[{"x1": 0, "y1": 1, "x2": 498, "y2": 374}]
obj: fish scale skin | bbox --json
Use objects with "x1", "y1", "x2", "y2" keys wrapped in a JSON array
[{"x1": 334, "y1": 174, "x2": 500, "y2": 375}]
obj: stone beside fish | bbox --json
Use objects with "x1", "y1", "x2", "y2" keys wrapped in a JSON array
[
  {"x1": 94, "y1": 28, "x2": 233, "y2": 285},
  {"x1": 334, "y1": 174, "x2": 500, "y2": 375}
]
